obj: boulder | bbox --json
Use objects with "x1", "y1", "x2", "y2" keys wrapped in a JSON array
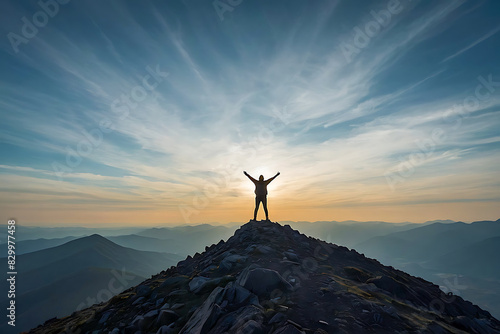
[
  {"x1": 272, "y1": 324, "x2": 305, "y2": 334},
  {"x1": 160, "y1": 276, "x2": 189, "y2": 289},
  {"x1": 269, "y1": 312, "x2": 286, "y2": 324},
  {"x1": 180, "y1": 282, "x2": 259, "y2": 333},
  {"x1": 132, "y1": 296, "x2": 145, "y2": 306},
  {"x1": 156, "y1": 324, "x2": 175, "y2": 334},
  {"x1": 366, "y1": 276, "x2": 411, "y2": 300},
  {"x1": 136, "y1": 284, "x2": 151, "y2": 297},
  {"x1": 237, "y1": 319, "x2": 265, "y2": 334},
  {"x1": 98, "y1": 310, "x2": 112, "y2": 324},
  {"x1": 283, "y1": 251, "x2": 299, "y2": 262},
  {"x1": 237, "y1": 267, "x2": 292, "y2": 297},
  {"x1": 157, "y1": 310, "x2": 180, "y2": 326},
  {"x1": 189, "y1": 276, "x2": 210, "y2": 292}
]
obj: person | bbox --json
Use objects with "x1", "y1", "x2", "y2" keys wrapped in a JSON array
[{"x1": 243, "y1": 171, "x2": 280, "y2": 221}]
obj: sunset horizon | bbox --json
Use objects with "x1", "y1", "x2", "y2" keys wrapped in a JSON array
[{"x1": 2, "y1": 0, "x2": 499, "y2": 227}]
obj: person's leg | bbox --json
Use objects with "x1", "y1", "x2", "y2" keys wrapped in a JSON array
[
  {"x1": 263, "y1": 196, "x2": 269, "y2": 220},
  {"x1": 254, "y1": 197, "x2": 261, "y2": 220}
]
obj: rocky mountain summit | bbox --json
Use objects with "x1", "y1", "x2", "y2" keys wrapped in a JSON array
[{"x1": 28, "y1": 220, "x2": 500, "y2": 334}]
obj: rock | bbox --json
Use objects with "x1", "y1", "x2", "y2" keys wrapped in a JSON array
[
  {"x1": 145, "y1": 310, "x2": 159, "y2": 318},
  {"x1": 155, "y1": 298, "x2": 165, "y2": 307},
  {"x1": 132, "y1": 296, "x2": 145, "y2": 306},
  {"x1": 131, "y1": 315, "x2": 144, "y2": 328},
  {"x1": 189, "y1": 276, "x2": 210, "y2": 292},
  {"x1": 237, "y1": 267, "x2": 292, "y2": 297},
  {"x1": 343, "y1": 266, "x2": 373, "y2": 283},
  {"x1": 124, "y1": 325, "x2": 138, "y2": 334},
  {"x1": 366, "y1": 276, "x2": 411, "y2": 300},
  {"x1": 224, "y1": 254, "x2": 248, "y2": 264},
  {"x1": 272, "y1": 324, "x2": 305, "y2": 334},
  {"x1": 141, "y1": 310, "x2": 159, "y2": 329},
  {"x1": 200, "y1": 264, "x2": 217, "y2": 275},
  {"x1": 180, "y1": 288, "x2": 224, "y2": 333},
  {"x1": 283, "y1": 251, "x2": 299, "y2": 262},
  {"x1": 180, "y1": 282, "x2": 259, "y2": 333},
  {"x1": 160, "y1": 303, "x2": 171, "y2": 310},
  {"x1": 238, "y1": 319, "x2": 265, "y2": 334},
  {"x1": 136, "y1": 284, "x2": 151, "y2": 297},
  {"x1": 99, "y1": 310, "x2": 112, "y2": 324},
  {"x1": 210, "y1": 305, "x2": 264, "y2": 333},
  {"x1": 190, "y1": 276, "x2": 234, "y2": 295},
  {"x1": 168, "y1": 289, "x2": 188, "y2": 297},
  {"x1": 245, "y1": 244, "x2": 273, "y2": 254},
  {"x1": 218, "y1": 254, "x2": 247, "y2": 273},
  {"x1": 156, "y1": 324, "x2": 175, "y2": 334},
  {"x1": 157, "y1": 310, "x2": 179, "y2": 326},
  {"x1": 110, "y1": 329, "x2": 120, "y2": 334},
  {"x1": 160, "y1": 276, "x2": 189, "y2": 289},
  {"x1": 269, "y1": 312, "x2": 286, "y2": 324},
  {"x1": 171, "y1": 303, "x2": 185, "y2": 310}
]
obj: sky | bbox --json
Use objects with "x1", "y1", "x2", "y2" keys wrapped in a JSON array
[{"x1": 1, "y1": 0, "x2": 499, "y2": 226}]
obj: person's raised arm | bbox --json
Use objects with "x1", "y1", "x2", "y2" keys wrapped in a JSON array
[
  {"x1": 244, "y1": 171, "x2": 257, "y2": 183},
  {"x1": 265, "y1": 172, "x2": 280, "y2": 184}
]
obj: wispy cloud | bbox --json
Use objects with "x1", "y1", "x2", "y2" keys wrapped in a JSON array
[
  {"x1": 0, "y1": 0, "x2": 499, "y2": 225},
  {"x1": 442, "y1": 24, "x2": 500, "y2": 63}
]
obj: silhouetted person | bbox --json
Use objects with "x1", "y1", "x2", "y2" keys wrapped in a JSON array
[{"x1": 244, "y1": 171, "x2": 280, "y2": 221}]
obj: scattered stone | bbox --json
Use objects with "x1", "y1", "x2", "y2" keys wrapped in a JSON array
[
  {"x1": 171, "y1": 303, "x2": 185, "y2": 310},
  {"x1": 157, "y1": 310, "x2": 179, "y2": 326},
  {"x1": 156, "y1": 324, "x2": 175, "y2": 334},
  {"x1": 167, "y1": 289, "x2": 188, "y2": 297},
  {"x1": 131, "y1": 315, "x2": 144, "y2": 328},
  {"x1": 98, "y1": 311, "x2": 112, "y2": 324},
  {"x1": 132, "y1": 296, "x2": 145, "y2": 306},
  {"x1": 283, "y1": 251, "x2": 299, "y2": 262},
  {"x1": 239, "y1": 319, "x2": 265, "y2": 334},
  {"x1": 136, "y1": 284, "x2": 152, "y2": 297},
  {"x1": 160, "y1": 276, "x2": 189, "y2": 289},
  {"x1": 237, "y1": 267, "x2": 292, "y2": 297},
  {"x1": 272, "y1": 324, "x2": 305, "y2": 334},
  {"x1": 269, "y1": 312, "x2": 286, "y2": 324},
  {"x1": 189, "y1": 276, "x2": 210, "y2": 292}
]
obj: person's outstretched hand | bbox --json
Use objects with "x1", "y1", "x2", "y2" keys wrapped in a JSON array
[
  {"x1": 277, "y1": 172, "x2": 280, "y2": 176},
  {"x1": 243, "y1": 171, "x2": 248, "y2": 175}
]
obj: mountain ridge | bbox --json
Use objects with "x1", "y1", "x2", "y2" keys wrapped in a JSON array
[
  {"x1": 27, "y1": 220, "x2": 500, "y2": 334},
  {"x1": 0, "y1": 234, "x2": 181, "y2": 333}
]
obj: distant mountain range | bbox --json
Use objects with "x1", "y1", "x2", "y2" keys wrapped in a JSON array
[
  {"x1": 354, "y1": 219, "x2": 500, "y2": 319},
  {"x1": 27, "y1": 220, "x2": 500, "y2": 334},
  {"x1": 2, "y1": 218, "x2": 499, "y2": 333},
  {"x1": 0, "y1": 234, "x2": 182, "y2": 333},
  {"x1": 0, "y1": 224, "x2": 238, "y2": 257}
]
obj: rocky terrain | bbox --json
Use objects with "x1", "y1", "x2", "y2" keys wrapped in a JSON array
[{"x1": 27, "y1": 220, "x2": 500, "y2": 334}]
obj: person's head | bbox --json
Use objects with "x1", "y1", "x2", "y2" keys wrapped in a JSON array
[{"x1": 259, "y1": 175, "x2": 264, "y2": 181}]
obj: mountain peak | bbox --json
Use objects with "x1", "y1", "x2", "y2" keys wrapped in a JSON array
[{"x1": 29, "y1": 220, "x2": 500, "y2": 334}]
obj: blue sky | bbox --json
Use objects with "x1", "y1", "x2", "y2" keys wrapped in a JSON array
[{"x1": 1, "y1": 0, "x2": 499, "y2": 226}]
